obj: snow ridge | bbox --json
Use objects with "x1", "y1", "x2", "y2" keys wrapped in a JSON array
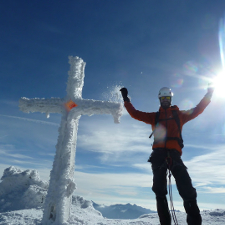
[
  {"x1": 0, "y1": 166, "x2": 48, "y2": 212},
  {"x1": 92, "y1": 202, "x2": 156, "y2": 219},
  {"x1": 0, "y1": 167, "x2": 225, "y2": 224}
]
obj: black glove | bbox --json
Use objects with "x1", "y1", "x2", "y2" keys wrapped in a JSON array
[{"x1": 120, "y1": 87, "x2": 130, "y2": 102}]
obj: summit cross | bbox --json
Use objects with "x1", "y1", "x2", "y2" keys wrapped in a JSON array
[{"x1": 19, "y1": 56, "x2": 122, "y2": 225}]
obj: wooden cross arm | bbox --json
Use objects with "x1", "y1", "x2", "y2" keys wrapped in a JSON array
[
  {"x1": 19, "y1": 97, "x2": 64, "y2": 114},
  {"x1": 70, "y1": 99, "x2": 123, "y2": 123}
]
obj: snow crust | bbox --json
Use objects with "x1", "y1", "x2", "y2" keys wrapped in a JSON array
[
  {"x1": 66, "y1": 56, "x2": 85, "y2": 99},
  {"x1": 19, "y1": 97, "x2": 122, "y2": 123},
  {"x1": 68, "y1": 98, "x2": 123, "y2": 124},
  {"x1": 0, "y1": 166, "x2": 225, "y2": 225},
  {"x1": 0, "y1": 166, "x2": 48, "y2": 212},
  {"x1": 41, "y1": 114, "x2": 79, "y2": 225},
  {"x1": 19, "y1": 97, "x2": 63, "y2": 115}
]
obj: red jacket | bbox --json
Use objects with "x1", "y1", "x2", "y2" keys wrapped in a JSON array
[{"x1": 124, "y1": 93, "x2": 212, "y2": 155}]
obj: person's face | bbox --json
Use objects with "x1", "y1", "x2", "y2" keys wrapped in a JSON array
[{"x1": 160, "y1": 96, "x2": 171, "y2": 108}]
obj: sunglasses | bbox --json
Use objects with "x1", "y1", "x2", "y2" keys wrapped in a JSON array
[{"x1": 160, "y1": 96, "x2": 171, "y2": 100}]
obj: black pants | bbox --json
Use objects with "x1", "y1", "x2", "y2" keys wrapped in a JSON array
[{"x1": 149, "y1": 148, "x2": 202, "y2": 225}]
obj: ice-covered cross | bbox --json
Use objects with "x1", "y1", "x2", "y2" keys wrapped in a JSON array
[{"x1": 19, "y1": 56, "x2": 122, "y2": 225}]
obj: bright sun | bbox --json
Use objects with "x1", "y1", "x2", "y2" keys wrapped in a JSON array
[{"x1": 212, "y1": 72, "x2": 225, "y2": 97}]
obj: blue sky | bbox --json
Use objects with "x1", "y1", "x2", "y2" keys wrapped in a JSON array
[{"x1": 1, "y1": 0, "x2": 225, "y2": 211}]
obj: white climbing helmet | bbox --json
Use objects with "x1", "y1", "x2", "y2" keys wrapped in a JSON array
[{"x1": 158, "y1": 87, "x2": 173, "y2": 99}]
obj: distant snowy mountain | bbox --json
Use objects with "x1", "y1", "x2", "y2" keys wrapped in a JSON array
[
  {"x1": 0, "y1": 166, "x2": 225, "y2": 224},
  {"x1": 0, "y1": 166, "x2": 156, "y2": 220},
  {"x1": 92, "y1": 202, "x2": 156, "y2": 219}
]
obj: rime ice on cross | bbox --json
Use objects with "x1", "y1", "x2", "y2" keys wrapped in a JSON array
[{"x1": 19, "y1": 56, "x2": 122, "y2": 225}]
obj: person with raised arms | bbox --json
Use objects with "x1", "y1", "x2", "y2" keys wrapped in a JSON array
[{"x1": 120, "y1": 86, "x2": 214, "y2": 225}]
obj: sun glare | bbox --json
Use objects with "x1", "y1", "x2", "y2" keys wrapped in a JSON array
[{"x1": 212, "y1": 72, "x2": 225, "y2": 97}]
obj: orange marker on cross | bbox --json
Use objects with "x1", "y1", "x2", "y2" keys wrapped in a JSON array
[{"x1": 65, "y1": 99, "x2": 78, "y2": 111}]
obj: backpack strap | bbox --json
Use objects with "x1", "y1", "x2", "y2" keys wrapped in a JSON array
[
  {"x1": 170, "y1": 110, "x2": 184, "y2": 148},
  {"x1": 149, "y1": 111, "x2": 160, "y2": 138},
  {"x1": 149, "y1": 109, "x2": 184, "y2": 149}
]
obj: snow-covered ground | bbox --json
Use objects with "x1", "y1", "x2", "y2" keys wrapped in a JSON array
[
  {"x1": 0, "y1": 166, "x2": 225, "y2": 225},
  {"x1": 1, "y1": 201, "x2": 225, "y2": 225}
]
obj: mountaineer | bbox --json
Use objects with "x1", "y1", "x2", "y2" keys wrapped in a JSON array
[{"x1": 120, "y1": 86, "x2": 214, "y2": 225}]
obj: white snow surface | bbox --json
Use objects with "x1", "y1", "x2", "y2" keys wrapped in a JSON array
[{"x1": 0, "y1": 167, "x2": 225, "y2": 225}]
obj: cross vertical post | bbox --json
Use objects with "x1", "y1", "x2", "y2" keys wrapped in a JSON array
[{"x1": 19, "y1": 56, "x2": 122, "y2": 224}]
